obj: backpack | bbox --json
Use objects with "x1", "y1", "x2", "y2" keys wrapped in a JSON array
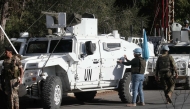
[
  {"x1": 131, "y1": 57, "x2": 146, "y2": 74},
  {"x1": 139, "y1": 58, "x2": 146, "y2": 74},
  {"x1": 158, "y1": 55, "x2": 170, "y2": 71}
]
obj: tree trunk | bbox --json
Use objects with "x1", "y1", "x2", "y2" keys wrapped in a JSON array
[
  {"x1": 0, "y1": 1, "x2": 9, "y2": 42},
  {"x1": 20, "y1": 0, "x2": 26, "y2": 20}
]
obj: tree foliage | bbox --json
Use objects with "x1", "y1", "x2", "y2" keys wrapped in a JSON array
[
  {"x1": 175, "y1": 0, "x2": 190, "y2": 24},
  {"x1": 1, "y1": 0, "x2": 190, "y2": 42},
  {"x1": 0, "y1": 0, "x2": 148, "y2": 40}
]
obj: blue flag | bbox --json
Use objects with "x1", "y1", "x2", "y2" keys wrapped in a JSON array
[{"x1": 142, "y1": 29, "x2": 149, "y2": 61}]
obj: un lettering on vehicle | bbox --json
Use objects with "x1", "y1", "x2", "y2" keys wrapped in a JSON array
[{"x1": 84, "y1": 69, "x2": 92, "y2": 81}]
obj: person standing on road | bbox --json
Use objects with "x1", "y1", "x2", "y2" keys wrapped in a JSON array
[
  {"x1": 155, "y1": 45, "x2": 178, "y2": 104},
  {"x1": 1, "y1": 47, "x2": 23, "y2": 109},
  {"x1": 117, "y1": 48, "x2": 146, "y2": 107}
]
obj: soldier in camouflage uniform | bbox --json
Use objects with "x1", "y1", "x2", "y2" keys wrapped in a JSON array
[
  {"x1": 155, "y1": 45, "x2": 178, "y2": 104},
  {"x1": 1, "y1": 47, "x2": 23, "y2": 109}
]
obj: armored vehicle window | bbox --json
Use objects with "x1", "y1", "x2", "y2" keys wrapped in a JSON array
[
  {"x1": 12, "y1": 42, "x2": 21, "y2": 54},
  {"x1": 26, "y1": 41, "x2": 48, "y2": 53},
  {"x1": 169, "y1": 46, "x2": 190, "y2": 54},
  {"x1": 49, "y1": 40, "x2": 72, "y2": 53},
  {"x1": 103, "y1": 43, "x2": 121, "y2": 51},
  {"x1": 107, "y1": 43, "x2": 121, "y2": 48}
]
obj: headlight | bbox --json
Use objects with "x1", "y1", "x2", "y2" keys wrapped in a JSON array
[
  {"x1": 24, "y1": 70, "x2": 39, "y2": 78},
  {"x1": 176, "y1": 61, "x2": 186, "y2": 68},
  {"x1": 23, "y1": 70, "x2": 41, "y2": 83}
]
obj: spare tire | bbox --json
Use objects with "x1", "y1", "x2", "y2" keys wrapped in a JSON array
[{"x1": 85, "y1": 41, "x2": 96, "y2": 55}]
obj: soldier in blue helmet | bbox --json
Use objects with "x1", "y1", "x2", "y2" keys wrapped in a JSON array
[
  {"x1": 155, "y1": 45, "x2": 178, "y2": 104},
  {"x1": 182, "y1": 19, "x2": 190, "y2": 31},
  {"x1": 117, "y1": 48, "x2": 146, "y2": 107}
]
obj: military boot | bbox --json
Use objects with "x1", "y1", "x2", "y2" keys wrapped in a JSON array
[
  {"x1": 166, "y1": 97, "x2": 171, "y2": 104},
  {"x1": 166, "y1": 91, "x2": 172, "y2": 103}
]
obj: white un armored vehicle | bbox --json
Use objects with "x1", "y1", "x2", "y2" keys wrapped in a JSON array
[
  {"x1": 145, "y1": 23, "x2": 190, "y2": 89},
  {"x1": 0, "y1": 12, "x2": 155, "y2": 109}
]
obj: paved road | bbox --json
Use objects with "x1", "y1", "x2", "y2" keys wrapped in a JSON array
[{"x1": 1, "y1": 90, "x2": 190, "y2": 109}]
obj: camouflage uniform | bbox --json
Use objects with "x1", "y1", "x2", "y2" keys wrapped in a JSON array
[
  {"x1": 2, "y1": 55, "x2": 22, "y2": 109},
  {"x1": 155, "y1": 53, "x2": 178, "y2": 99}
]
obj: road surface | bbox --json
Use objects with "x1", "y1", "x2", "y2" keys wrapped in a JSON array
[{"x1": 1, "y1": 90, "x2": 190, "y2": 109}]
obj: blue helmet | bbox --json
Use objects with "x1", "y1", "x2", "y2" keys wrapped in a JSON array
[
  {"x1": 133, "y1": 48, "x2": 142, "y2": 54},
  {"x1": 162, "y1": 45, "x2": 169, "y2": 51},
  {"x1": 184, "y1": 19, "x2": 189, "y2": 24}
]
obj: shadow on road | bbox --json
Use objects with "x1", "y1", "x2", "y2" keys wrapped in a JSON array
[
  {"x1": 0, "y1": 90, "x2": 123, "y2": 109},
  {"x1": 0, "y1": 90, "x2": 7, "y2": 109},
  {"x1": 19, "y1": 96, "x2": 123, "y2": 109}
]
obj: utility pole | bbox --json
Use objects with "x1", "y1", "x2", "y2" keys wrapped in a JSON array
[
  {"x1": 153, "y1": 0, "x2": 174, "y2": 41},
  {"x1": 168, "y1": 0, "x2": 174, "y2": 41}
]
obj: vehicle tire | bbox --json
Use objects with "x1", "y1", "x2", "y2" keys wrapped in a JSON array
[
  {"x1": 42, "y1": 76, "x2": 62, "y2": 109},
  {"x1": 146, "y1": 76, "x2": 159, "y2": 90},
  {"x1": 74, "y1": 91, "x2": 97, "y2": 102},
  {"x1": 118, "y1": 72, "x2": 139, "y2": 103},
  {"x1": 85, "y1": 41, "x2": 96, "y2": 55},
  {"x1": 143, "y1": 76, "x2": 149, "y2": 89}
]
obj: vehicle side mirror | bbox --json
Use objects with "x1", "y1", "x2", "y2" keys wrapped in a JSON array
[{"x1": 85, "y1": 41, "x2": 96, "y2": 55}]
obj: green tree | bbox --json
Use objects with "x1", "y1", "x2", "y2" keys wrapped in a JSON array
[
  {"x1": 113, "y1": 0, "x2": 148, "y2": 37},
  {"x1": 175, "y1": 0, "x2": 190, "y2": 24},
  {"x1": 2, "y1": 0, "x2": 149, "y2": 40},
  {"x1": 0, "y1": 0, "x2": 9, "y2": 41}
]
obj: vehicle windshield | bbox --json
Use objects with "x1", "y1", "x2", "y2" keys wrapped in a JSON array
[
  {"x1": 168, "y1": 46, "x2": 190, "y2": 54},
  {"x1": 26, "y1": 40, "x2": 72, "y2": 54},
  {"x1": 49, "y1": 40, "x2": 72, "y2": 53},
  {"x1": 26, "y1": 41, "x2": 48, "y2": 53}
]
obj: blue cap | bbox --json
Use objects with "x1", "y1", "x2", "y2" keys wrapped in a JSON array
[
  {"x1": 162, "y1": 45, "x2": 169, "y2": 51},
  {"x1": 133, "y1": 48, "x2": 142, "y2": 54}
]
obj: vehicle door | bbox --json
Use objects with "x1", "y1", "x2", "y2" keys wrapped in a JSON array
[
  {"x1": 76, "y1": 39, "x2": 101, "y2": 84},
  {"x1": 98, "y1": 39, "x2": 124, "y2": 80}
]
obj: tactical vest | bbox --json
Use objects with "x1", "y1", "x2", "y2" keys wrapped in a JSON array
[
  {"x1": 3, "y1": 55, "x2": 21, "y2": 79},
  {"x1": 158, "y1": 55, "x2": 170, "y2": 72},
  {"x1": 131, "y1": 58, "x2": 146, "y2": 74}
]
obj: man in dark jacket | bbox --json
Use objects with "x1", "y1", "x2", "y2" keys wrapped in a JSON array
[
  {"x1": 117, "y1": 48, "x2": 146, "y2": 107},
  {"x1": 155, "y1": 45, "x2": 178, "y2": 104}
]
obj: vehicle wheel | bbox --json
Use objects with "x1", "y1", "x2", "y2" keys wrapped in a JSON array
[
  {"x1": 185, "y1": 76, "x2": 190, "y2": 90},
  {"x1": 74, "y1": 91, "x2": 97, "y2": 102},
  {"x1": 118, "y1": 72, "x2": 139, "y2": 103},
  {"x1": 143, "y1": 76, "x2": 149, "y2": 89},
  {"x1": 146, "y1": 76, "x2": 160, "y2": 90},
  {"x1": 42, "y1": 76, "x2": 62, "y2": 109}
]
